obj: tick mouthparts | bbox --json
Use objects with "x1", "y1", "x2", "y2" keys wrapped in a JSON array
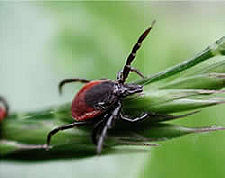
[{"x1": 125, "y1": 83, "x2": 143, "y2": 91}]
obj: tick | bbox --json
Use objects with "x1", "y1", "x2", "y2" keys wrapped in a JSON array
[
  {"x1": 0, "y1": 96, "x2": 9, "y2": 122},
  {"x1": 46, "y1": 20, "x2": 156, "y2": 154}
]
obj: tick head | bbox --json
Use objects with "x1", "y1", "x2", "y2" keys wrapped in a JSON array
[
  {"x1": 124, "y1": 83, "x2": 143, "y2": 94},
  {"x1": 115, "y1": 83, "x2": 143, "y2": 97}
]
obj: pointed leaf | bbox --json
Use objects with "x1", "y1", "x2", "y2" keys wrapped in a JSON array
[
  {"x1": 160, "y1": 73, "x2": 225, "y2": 90},
  {"x1": 135, "y1": 36, "x2": 225, "y2": 85}
]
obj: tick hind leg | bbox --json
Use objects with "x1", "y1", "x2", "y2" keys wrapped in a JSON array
[
  {"x1": 58, "y1": 78, "x2": 90, "y2": 94},
  {"x1": 46, "y1": 121, "x2": 89, "y2": 150}
]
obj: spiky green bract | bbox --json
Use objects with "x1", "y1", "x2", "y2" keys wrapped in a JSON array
[
  {"x1": 1, "y1": 112, "x2": 224, "y2": 160},
  {"x1": 123, "y1": 90, "x2": 225, "y2": 114},
  {"x1": 123, "y1": 36, "x2": 225, "y2": 114},
  {"x1": 136, "y1": 36, "x2": 225, "y2": 85}
]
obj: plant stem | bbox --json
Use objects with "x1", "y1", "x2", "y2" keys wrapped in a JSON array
[{"x1": 136, "y1": 36, "x2": 225, "y2": 85}]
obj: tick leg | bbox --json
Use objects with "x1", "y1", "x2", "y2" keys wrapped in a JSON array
[
  {"x1": 91, "y1": 118, "x2": 105, "y2": 145},
  {"x1": 128, "y1": 65, "x2": 145, "y2": 79},
  {"x1": 58, "y1": 78, "x2": 90, "y2": 94},
  {"x1": 46, "y1": 121, "x2": 89, "y2": 149},
  {"x1": 120, "y1": 113, "x2": 148, "y2": 122},
  {"x1": 97, "y1": 103, "x2": 121, "y2": 154},
  {"x1": 117, "y1": 20, "x2": 156, "y2": 84},
  {"x1": 117, "y1": 65, "x2": 145, "y2": 81}
]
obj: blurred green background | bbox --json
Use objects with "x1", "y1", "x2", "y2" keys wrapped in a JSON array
[{"x1": 0, "y1": 2, "x2": 225, "y2": 178}]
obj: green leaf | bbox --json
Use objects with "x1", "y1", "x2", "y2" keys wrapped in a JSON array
[
  {"x1": 135, "y1": 36, "x2": 225, "y2": 85},
  {"x1": 1, "y1": 118, "x2": 224, "y2": 160},
  {"x1": 123, "y1": 90, "x2": 225, "y2": 114},
  {"x1": 160, "y1": 73, "x2": 225, "y2": 90},
  {"x1": 181, "y1": 57, "x2": 225, "y2": 76}
]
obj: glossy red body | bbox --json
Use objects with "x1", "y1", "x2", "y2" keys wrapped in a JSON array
[
  {"x1": 0, "y1": 107, "x2": 6, "y2": 122},
  {"x1": 72, "y1": 80, "x2": 104, "y2": 121}
]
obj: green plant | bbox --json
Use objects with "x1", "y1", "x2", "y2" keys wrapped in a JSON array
[{"x1": 1, "y1": 36, "x2": 225, "y2": 160}]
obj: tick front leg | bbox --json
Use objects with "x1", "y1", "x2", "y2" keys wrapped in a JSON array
[
  {"x1": 58, "y1": 78, "x2": 90, "y2": 94},
  {"x1": 117, "y1": 65, "x2": 145, "y2": 81},
  {"x1": 117, "y1": 20, "x2": 156, "y2": 84},
  {"x1": 128, "y1": 65, "x2": 145, "y2": 79},
  {"x1": 120, "y1": 113, "x2": 148, "y2": 122}
]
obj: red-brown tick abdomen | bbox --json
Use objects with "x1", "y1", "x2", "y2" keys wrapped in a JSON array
[
  {"x1": 0, "y1": 106, "x2": 7, "y2": 122},
  {"x1": 72, "y1": 80, "x2": 107, "y2": 121}
]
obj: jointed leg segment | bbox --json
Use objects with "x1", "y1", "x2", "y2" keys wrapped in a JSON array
[
  {"x1": 96, "y1": 103, "x2": 122, "y2": 154},
  {"x1": 58, "y1": 78, "x2": 90, "y2": 94},
  {"x1": 46, "y1": 121, "x2": 89, "y2": 148},
  {"x1": 91, "y1": 114, "x2": 109, "y2": 145},
  {"x1": 117, "y1": 65, "x2": 145, "y2": 81},
  {"x1": 118, "y1": 20, "x2": 156, "y2": 84}
]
